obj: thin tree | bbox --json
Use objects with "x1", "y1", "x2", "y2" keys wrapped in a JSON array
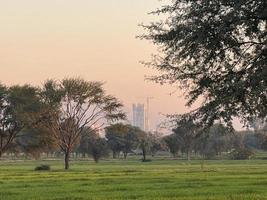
[
  {"x1": 172, "y1": 117, "x2": 202, "y2": 161},
  {"x1": 41, "y1": 78, "x2": 125, "y2": 169},
  {"x1": 137, "y1": 130, "x2": 151, "y2": 162}
]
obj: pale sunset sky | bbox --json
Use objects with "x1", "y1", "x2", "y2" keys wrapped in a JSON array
[{"x1": 0, "y1": 0, "x2": 242, "y2": 130}]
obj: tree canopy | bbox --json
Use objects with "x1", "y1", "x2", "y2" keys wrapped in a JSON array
[
  {"x1": 0, "y1": 84, "x2": 43, "y2": 156},
  {"x1": 141, "y1": 0, "x2": 267, "y2": 127},
  {"x1": 41, "y1": 78, "x2": 125, "y2": 169},
  {"x1": 105, "y1": 123, "x2": 141, "y2": 159}
]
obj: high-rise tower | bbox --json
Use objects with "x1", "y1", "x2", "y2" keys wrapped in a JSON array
[{"x1": 132, "y1": 103, "x2": 145, "y2": 130}]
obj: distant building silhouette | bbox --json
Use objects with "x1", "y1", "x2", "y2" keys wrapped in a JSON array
[{"x1": 132, "y1": 103, "x2": 145, "y2": 130}]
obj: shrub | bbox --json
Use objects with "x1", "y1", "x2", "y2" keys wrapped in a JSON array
[
  {"x1": 229, "y1": 149, "x2": 254, "y2": 160},
  {"x1": 34, "y1": 164, "x2": 51, "y2": 171},
  {"x1": 141, "y1": 159, "x2": 152, "y2": 162}
]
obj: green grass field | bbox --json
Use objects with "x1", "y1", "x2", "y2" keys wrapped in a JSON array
[{"x1": 1, "y1": 158, "x2": 267, "y2": 200}]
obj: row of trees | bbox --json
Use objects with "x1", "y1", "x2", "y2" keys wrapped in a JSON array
[
  {"x1": 164, "y1": 122, "x2": 267, "y2": 160},
  {"x1": 78, "y1": 124, "x2": 155, "y2": 162},
  {"x1": 5, "y1": 116, "x2": 267, "y2": 164},
  {"x1": 5, "y1": 123, "x2": 163, "y2": 163},
  {"x1": 0, "y1": 78, "x2": 125, "y2": 169}
]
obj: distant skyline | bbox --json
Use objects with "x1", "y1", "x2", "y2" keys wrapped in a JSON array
[{"x1": 0, "y1": 0, "x2": 243, "y2": 130}]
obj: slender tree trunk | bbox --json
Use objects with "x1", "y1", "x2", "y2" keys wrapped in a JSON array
[
  {"x1": 142, "y1": 148, "x2": 146, "y2": 161},
  {"x1": 112, "y1": 151, "x2": 116, "y2": 159},
  {"x1": 64, "y1": 149, "x2": 70, "y2": 170},
  {"x1": 187, "y1": 149, "x2": 191, "y2": 161},
  {"x1": 123, "y1": 152, "x2": 127, "y2": 159}
]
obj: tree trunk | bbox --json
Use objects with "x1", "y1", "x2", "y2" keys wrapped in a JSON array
[
  {"x1": 142, "y1": 148, "x2": 146, "y2": 161},
  {"x1": 187, "y1": 149, "x2": 191, "y2": 161},
  {"x1": 123, "y1": 152, "x2": 127, "y2": 159},
  {"x1": 112, "y1": 151, "x2": 116, "y2": 159},
  {"x1": 64, "y1": 149, "x2": 70, "y2": 170}
]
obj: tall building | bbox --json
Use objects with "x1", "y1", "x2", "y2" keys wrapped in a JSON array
[{"x1": 132, "y1": 103, "x2": 145, "y2": 130}]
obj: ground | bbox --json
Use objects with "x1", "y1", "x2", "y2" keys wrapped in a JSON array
[{"x1": 0, "y1": 158, "x2": 267, "y2": 200}]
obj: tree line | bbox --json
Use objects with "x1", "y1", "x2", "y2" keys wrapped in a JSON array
[
  {"x1": 0, "y1": 78, "x2": 125, "y2": 169},
  {"x1": 2, "y1": 85, "x2": 267, "y2": 168}
]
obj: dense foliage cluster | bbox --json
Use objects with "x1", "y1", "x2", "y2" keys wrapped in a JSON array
[{"x1": 141, "y1": 0, "x2": 267, "y2": 126}]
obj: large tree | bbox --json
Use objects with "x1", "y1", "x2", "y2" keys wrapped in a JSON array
[
  {"x1": 41, "y1": 78, "x2": 125, "y2": 169},
  {"x1": 0, "y1": 84, "x2": 43, "y2": 157},
  {"x1": 141, "y1": 0, "x2": 267, "y2": 126}
]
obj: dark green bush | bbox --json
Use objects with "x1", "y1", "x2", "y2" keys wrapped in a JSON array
[
  {"x1": 141, "y1": 159, "x2": 152, "y2": 162},
  {"x1": 34, "y1": 164, "x2": 51, "y2": 171},
  {"x1": 229, "y1": 149, "x2": 254, "y2": 160}
]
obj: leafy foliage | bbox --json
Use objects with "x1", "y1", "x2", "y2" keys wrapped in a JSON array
[
  {"x1": 34, "y1": 164, "x2": 51, "y2": 171},
  {"x1": 230, "y1": 148, "x2": 254, "y2": 160},
  {"x1": 0, "y1": 84, "x2": 43, "y2": 156},
  {"x1": 16, "y1": 127, "x2": 57, "y2": 159},
  {"x1": 40, "y1": 78, "x2": 125, "y2": 169},
  {"x1": 78, "y1": 127, "x2": 110, "y2": 163},
  {"x1": 172, "y1": 117, "x2": 202, "y2": 160},
  {"x1": 197, "y1": 124, "x2": 232, "y2": 159},
  {"x1": 141, "y1": 0, "x2": 267, "y2": 126},
  {"x1": 163, "y1": 134, "x2": 180, "y2": 157},
  {"x1": 105, "y1": 124, "x2": 140, "y2": 159}
]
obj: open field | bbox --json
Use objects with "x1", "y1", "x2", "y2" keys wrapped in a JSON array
[{"x1": 1, "y1": 159, "x2": 267, "y2": 200}]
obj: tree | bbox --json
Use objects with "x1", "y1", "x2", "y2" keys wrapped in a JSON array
[
  {"x1": 16, "y1": 127, "x2": 57, "y2": 159},
  {"x1": 0, "y1": 84, "x2": 43, "y2": 157},
  {"x1": 231, "y1": 131, "x2": 245, "y2": 151},
  {"x1": 124, "y1": 125, "x2": 142, "y2": 159},
  {"x1": 41, "y1": 78, "x2": 125, "y2": 169},
  {"x1": 197, "y1": 124, "x2": 232, "y2": 159},
  {"x1": 77, "y1": 127, "x2": 93, "y2": 158},
  {"x1": 172, "y1": 117, "x2": 202, "y2": 160},
  {"x1": 254, "y1": 123, "x2": 267, "y2": 150},
  {"x1": 105, "y1": 124, "x2": 139, "y2": 159},
  {"x1": 242, "y1": 130, "x2": 262, "y2": 150},
  {"x1": 136, "y1": 130, "x2": 151, "y2": 162},
  {"x1": 105, "y1": 123, "x2": 128, "y2": 158},
  {"x1": 79, "y1": 127, "x2": 109, "y2": 163},
  {"x1": 141, "y1": 0, "x2": 267, "y2": 127},
  {"x1": 149, "y1": 132, "x2": 165, "y2": 157},
  {"x1": 89, "y1": 137, "x2": 109, "y2": 163},
  {"x1": 163, "y1": 134, "x2": 180, "y2": 157}
]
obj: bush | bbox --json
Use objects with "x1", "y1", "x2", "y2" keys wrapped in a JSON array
[
  {"x1": 34, "y1": 164, "x2": 51, "y2": 171},
  {"x1": 141, "y1": 159, "x2": 152, "y2": 162},
  {"x1": 229, "y1": 149, "x2": 254, "y2": 160}
]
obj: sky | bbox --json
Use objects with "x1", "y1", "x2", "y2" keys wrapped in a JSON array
[{"x1": 0, "y1": 0, "x2": 243, "y2": 131}]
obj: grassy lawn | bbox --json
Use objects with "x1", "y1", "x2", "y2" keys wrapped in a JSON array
[{"x1": 0, "y1": 158, "x2": 267, "y2": 200}]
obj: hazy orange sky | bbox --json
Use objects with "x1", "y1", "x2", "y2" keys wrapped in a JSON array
[{"x1": 0, "y1": 0, "x2": 242, "y2": 130}]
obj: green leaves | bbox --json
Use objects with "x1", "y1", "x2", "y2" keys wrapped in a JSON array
[
  {"x1": 142, "y1": 0, "x2": 267, "y2": 127},
  {"x1": 0, "y1": 84, "x2": 43, "y2": 155},
  {"x1": 40, "y1": 78, "x2": 125, "y2": 169}
]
